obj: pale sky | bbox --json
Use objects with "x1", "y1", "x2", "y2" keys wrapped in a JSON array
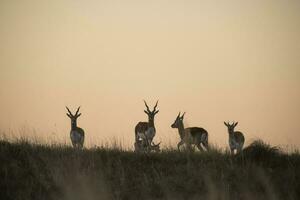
[{"x1": 0, "y1": 0, "x2": 299, "y2": 148}]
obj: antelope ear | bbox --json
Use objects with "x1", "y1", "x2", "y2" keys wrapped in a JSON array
[
  {"x1": 234, "y1": 122, "x2": 238, "y2": 127},
  {"x1": 224, "y1": 122, "x2": 228, "y2": 126},
  {"x1": 76, "y1": 113, "x2": 82, "y2": 118},
  {"x1": 144, "y1": 110, "x2": 149, "y2": 114},
  {"x1": 66, "y1": 113, "x2": 72, "y2": 118},
  {"x1": 154, "y1": 110, "x2": 159, "y2": 114}
]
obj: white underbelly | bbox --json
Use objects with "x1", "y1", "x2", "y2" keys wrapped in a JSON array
[{"x1": 137, "y1": 132, "x2": 146, "y2": 140}]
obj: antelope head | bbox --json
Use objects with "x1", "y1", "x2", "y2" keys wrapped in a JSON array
[
  {"x1": 171, "y1": 112, "x2": 185, "y2": 128},
  {"x1": 224, "y1": 121, "x2": 238, "y2": 134},
  {"x1": 66, "y1": 106, "x2": 82, "y2": 128},
  {"x1": 143, "y1": 100, "x2": 159, "y2": 122},
  {"x1": 151, "y1": 141, "x2": 161, "y2": 152}
]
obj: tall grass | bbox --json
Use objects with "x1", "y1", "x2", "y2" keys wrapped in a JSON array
[{"x1": 0, "y1": 138, "x2": 300, "y2": 200}]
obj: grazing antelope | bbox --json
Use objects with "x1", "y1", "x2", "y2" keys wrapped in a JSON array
[
  {"x1": 66, "y1": 106, "x2": 85, "y2": 148},
  {"x1": 171, "y1": 112, "x2": 209, "y2": 151},
  {"x1": 224, "y1": 121, "x2": 245, "y2": 154},
  {"x1": 135, "y1": 100, "x2": 159, "y2": 147},
  {"x1": 134, "y1": 138, "x2": 161, "y2": 153}
]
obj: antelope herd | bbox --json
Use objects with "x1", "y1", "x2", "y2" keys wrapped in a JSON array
[{"x1": 66, "y1": 101, "x2": 245, "y2": 154}]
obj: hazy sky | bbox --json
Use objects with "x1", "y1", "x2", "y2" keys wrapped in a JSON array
[{"x1": 0, "y1": 0, "x2": 299, "y2": 148}]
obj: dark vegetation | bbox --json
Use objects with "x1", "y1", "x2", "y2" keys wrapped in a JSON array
[{"x1": 0, "y1": 139, "x2": 300, "y2": 200}]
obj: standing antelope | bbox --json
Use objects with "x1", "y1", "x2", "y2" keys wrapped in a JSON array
[
  {"x1": 66, "y1": 106, "x2": 85, "y2": 148},
  {"x1": 135, "y1": 100, "x2": 159, "y2": 148},
  {"x1": 171, "y1": 112, "x2": 209, "y2": 151},
  {"x1": 224, "y1": 121, "x2": 245, "y2": 154}
]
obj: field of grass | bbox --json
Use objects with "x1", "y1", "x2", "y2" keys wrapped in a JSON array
[{"x1": 0, "y1": 139, "x2": 300, "y2": 200}]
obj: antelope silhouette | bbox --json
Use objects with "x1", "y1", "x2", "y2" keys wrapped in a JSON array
[
  {"x1": 171, "y1": 112, "x2": 209, "y2": 151},
  {"x1": 66, "y1": 106, "x2": 85, "y2": 148},
  {"x1": 224, "y1": 121, "x2": 245, "y2": 154}
]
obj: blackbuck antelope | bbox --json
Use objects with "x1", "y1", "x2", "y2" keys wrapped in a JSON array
[
  {"x1": 66, "y1": 106, "x2": 85, "y2": 148},
  {"x1": 171, "y1": 112, "x2": 209, "y2": 151},
  {"x1": 135, "y1": 100, "x2": 159, "y2": 147},
  {"x1": 224, "y1": 122, "x2": 245, "y2": 154},
  {"x1": 134, "y1": 138, "x2": 161, "y2": 153}
]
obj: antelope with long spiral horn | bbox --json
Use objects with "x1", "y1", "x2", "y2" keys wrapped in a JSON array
[
  {"x1": 66, "y1": 106, "x2": 85, "y2": 148},
  {"x1": 135, "y1": 100, "x2": 159, "y2": 150}
]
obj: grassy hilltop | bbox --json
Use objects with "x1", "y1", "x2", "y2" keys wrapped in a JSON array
[{"x1": 0, "y1": 139, "x2": 300, "y2": 200}]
